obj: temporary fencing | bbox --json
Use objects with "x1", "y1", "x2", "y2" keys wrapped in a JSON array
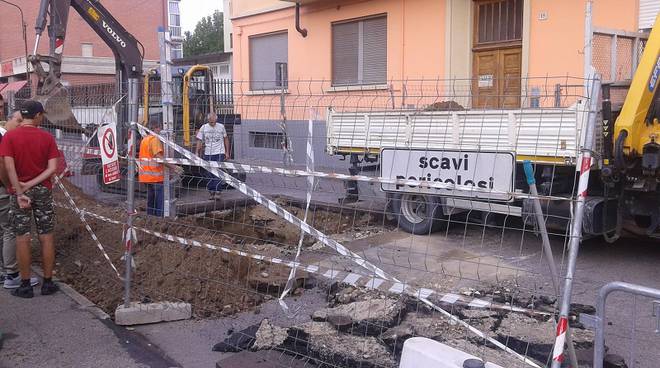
[
  {"x1": 589, "y1": 282, "x2": 660, "y2": 368},
  {"x1": 47, "y1": 75, "x2": 616, "y2": 368}
]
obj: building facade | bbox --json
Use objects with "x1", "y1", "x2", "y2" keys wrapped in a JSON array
[
  {"x1": 230, "y1": 0, "x2": 655, "y2": 96},
  {"x1": 0, "y1": 0, "x2": 177, "y2": 85},
  {"x1": 227, "y1": 0, "x2": 658, "y2": 167}
]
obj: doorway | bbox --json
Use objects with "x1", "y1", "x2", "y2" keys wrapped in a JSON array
[{"x1": 472, "y1": 0, "x2": 523, "y2": 108}]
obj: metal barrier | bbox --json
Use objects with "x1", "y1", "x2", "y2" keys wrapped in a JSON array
[
  {"x1": 44, "y1": 76, "x2": 609, "y2": 368},
  {"x1": 586, "y1": 282, "x2": 660, "y2": 368}
]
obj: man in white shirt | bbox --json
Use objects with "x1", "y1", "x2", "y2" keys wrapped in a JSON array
[{"x1": 195, "y1": 112, "x2": 230, "y2": 199}]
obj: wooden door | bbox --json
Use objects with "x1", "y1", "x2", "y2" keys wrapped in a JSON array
[
  {"x1": 472, "y1": 0, "x2": 523, "y2": 109},
  {"x1": 473, "y1": 50, "x2": 499, "y2": 108},
  {"x1": 472, "y1": 47, "x2": 522, "y2": 108},
  {"x1": 500, "y1": 48, "x2": 522, "y2": 108}
]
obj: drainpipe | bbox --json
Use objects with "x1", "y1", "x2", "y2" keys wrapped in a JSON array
[{"x1": 295, "y1": 2, "x2": 308, "y2": 38}]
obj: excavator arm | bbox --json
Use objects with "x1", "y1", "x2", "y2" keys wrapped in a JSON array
[{"x1": 30, "y1": 0, "x2": 143, "y2": 133}]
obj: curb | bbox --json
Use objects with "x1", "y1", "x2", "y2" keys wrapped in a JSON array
[{"x1": 31, "y1": 265, "x2": 111, "y2": 320}]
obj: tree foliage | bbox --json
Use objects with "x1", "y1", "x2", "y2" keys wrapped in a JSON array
[{"x1": 183, "y1": 10, "x2": 224, "y2": 57}]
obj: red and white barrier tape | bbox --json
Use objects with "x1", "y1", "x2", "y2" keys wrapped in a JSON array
[
  {"x1": 53, "y1": 177, "x2": 122, "y2": 279},
  {"x1": 56, "y1": 143, "x2": 574, "y2": 203},
  {"x1": 279, "y1": 114, "x2": 316, "y2": 313},
  {"x1": 53, "y1": 200, "x2": 549, "y2": 319}
]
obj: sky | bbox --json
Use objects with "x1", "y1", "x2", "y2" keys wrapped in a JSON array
[{"x1": 180, "y1": 0, "x2": 224, "y2": 33}]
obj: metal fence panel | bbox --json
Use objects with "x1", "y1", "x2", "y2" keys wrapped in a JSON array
[{"x1": 38, "y1": 75, "x2": 615, "y2": 368}]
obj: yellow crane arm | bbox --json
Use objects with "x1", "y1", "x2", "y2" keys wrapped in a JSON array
[{"x1": 614, "y1": 18, "x2": 660, "y2": 156}]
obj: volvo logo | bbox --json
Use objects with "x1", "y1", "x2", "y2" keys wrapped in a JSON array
[{"x1": 102, "y1": 21, "x2": 127, "y2": 48}]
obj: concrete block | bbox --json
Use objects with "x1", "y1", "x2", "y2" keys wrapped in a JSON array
[{"x1": 114, "y1": 301, "x2": 192, "y2": 326}]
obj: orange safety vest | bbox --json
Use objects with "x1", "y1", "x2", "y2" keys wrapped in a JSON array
[{"x1": 138, "y1": 135, "x2": 164, "y2": 183}]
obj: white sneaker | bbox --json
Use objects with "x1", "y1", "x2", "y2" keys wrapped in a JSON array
[{"x1": 3, "y1": 274, "x2": 40, "y2": 289}]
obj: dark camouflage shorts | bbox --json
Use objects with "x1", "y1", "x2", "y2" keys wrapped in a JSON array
[{"x1": 10, "y1": 185, "x2": 55, "y2": 236}]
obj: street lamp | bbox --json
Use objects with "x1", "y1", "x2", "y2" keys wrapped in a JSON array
[{"x1": 0, "y1": 0, "x2": 30, "y2": 82}]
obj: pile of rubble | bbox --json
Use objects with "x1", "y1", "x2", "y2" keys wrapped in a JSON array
[{"x1": 213, "y1": 285, "x2": 596, "y2": 368}]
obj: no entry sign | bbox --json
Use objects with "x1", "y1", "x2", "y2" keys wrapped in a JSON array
[{"x1": 97, "y1": 123, "x2": 120, "y2": 184}]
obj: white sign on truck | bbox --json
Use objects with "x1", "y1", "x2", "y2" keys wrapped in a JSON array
[{"x1": 380, "y1": 148, "x2": 516, "y2": 201}]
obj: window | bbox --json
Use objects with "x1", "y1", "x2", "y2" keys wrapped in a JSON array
[
  {"x1": 168, "y1": 0, "x2": 181, "y2": 38},
  {"x1": 169, "y1": 0, "x2": 180, "y2": 14},
  {"x1": 332, "y1": 15, "x2": 387, "y2": 86},
  {"x1": 249, "y1": 32, "x2": 288, "y2": 90},
  {"x1": 171, "y1": 47, "x2": 183, "y2": 59},
  {"x1": 170, "y1": 26, "x2": 182, "y2": 38},
  {"x1": 474, "y1": 0, "x2": 523, "y2": 46},
  {"x1": 217, "y1": 64, "x2": 230, "y2": 75},
  {"x1": 249, "y1": 132, "x2": 284, "y2": 149},
  {"x1": 170, "y1": 14, "x2": 181, "y2": 27},
  {"x1": 81, "y1": 43, "x2": 93, "y2": 57}
]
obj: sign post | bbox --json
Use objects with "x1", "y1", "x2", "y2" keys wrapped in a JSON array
[{"x1": 97, "y1": 123, "x2": 121, "y2": 185}]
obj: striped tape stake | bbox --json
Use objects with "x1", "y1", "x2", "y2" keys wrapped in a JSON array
[
  {"x1": 279, "y1": 112, "x2": 316, "y2": 314},
  {"x1": 552, "y1": 316, "x2": 569, "y2": 363},
  {"x1": 578, "y1": 156, "x2": 592, "y2": 198},
  {"x1": 53, "y1": 177, "x2": 122, "y2": 279}
]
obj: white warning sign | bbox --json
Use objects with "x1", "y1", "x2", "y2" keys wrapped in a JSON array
[{"x1": 97, "y1": 123, "x2": 120, "y2": 185}]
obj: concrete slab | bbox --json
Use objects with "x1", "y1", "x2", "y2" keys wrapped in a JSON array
[{"x1": 115, "y1": 302, "x2": 192, "y2": 326}]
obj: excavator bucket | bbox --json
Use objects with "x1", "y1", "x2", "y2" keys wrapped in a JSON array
[{"x1": 33, "y1": 83, "x2": 83, "y2": 132}]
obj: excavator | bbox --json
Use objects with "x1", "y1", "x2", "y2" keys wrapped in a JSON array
[
  {"x1": 30, "y1": 0, "x2": 143, "y2": 148},
  {"x1": 30, "y1": 0, "x2": 242, "y2": 194}
]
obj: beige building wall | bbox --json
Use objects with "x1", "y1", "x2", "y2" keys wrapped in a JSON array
[{"x1": 231, "y1": 0, "x2": 293, "y2": 19}]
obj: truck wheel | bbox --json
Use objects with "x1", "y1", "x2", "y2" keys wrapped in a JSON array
[{"x1": 390, "y1": 193, "x2": 446, "y2": 234}]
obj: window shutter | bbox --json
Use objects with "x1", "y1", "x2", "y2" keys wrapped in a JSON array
[
  {"x1": 362, "y1": 16, "x2": 387, "y2": 85},
  {"x1": 332, "y1": 21, "x2": 359, "y2": 86},
  {"x1": 639, "y1": 0, "x2": 660, "y2": 30},
  {"x1": 249, "y1": 32, "x2": 288, "y2": 90}
]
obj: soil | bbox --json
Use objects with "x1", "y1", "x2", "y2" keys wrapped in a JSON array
[{"x1": 51, "y1": 179, "x2": 385, "y2": 318}]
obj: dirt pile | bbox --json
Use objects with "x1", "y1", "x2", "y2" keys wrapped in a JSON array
[{"x1": 51, "y1": 180, "x2": 385, "y2": 318}]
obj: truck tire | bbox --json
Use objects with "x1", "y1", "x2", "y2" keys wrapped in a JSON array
[{"x1": 390, "y1": 193, "x2": 446, "y2": 234}]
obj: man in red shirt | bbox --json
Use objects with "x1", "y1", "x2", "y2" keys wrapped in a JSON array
[{"x1": 0, "y1": 100, "x2": 60, "y2": 298}]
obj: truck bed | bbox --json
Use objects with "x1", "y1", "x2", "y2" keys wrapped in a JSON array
[{"x1": 326, "y1": 101, "x2": 591, "y2": 165}]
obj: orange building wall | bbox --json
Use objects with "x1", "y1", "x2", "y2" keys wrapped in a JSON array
[
  {"x1": 232, "y1": 0, "x2": 445, "y2": 83},
  {"x1": 528, "y1": 0, "x2": 639, "y2": 79}
]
